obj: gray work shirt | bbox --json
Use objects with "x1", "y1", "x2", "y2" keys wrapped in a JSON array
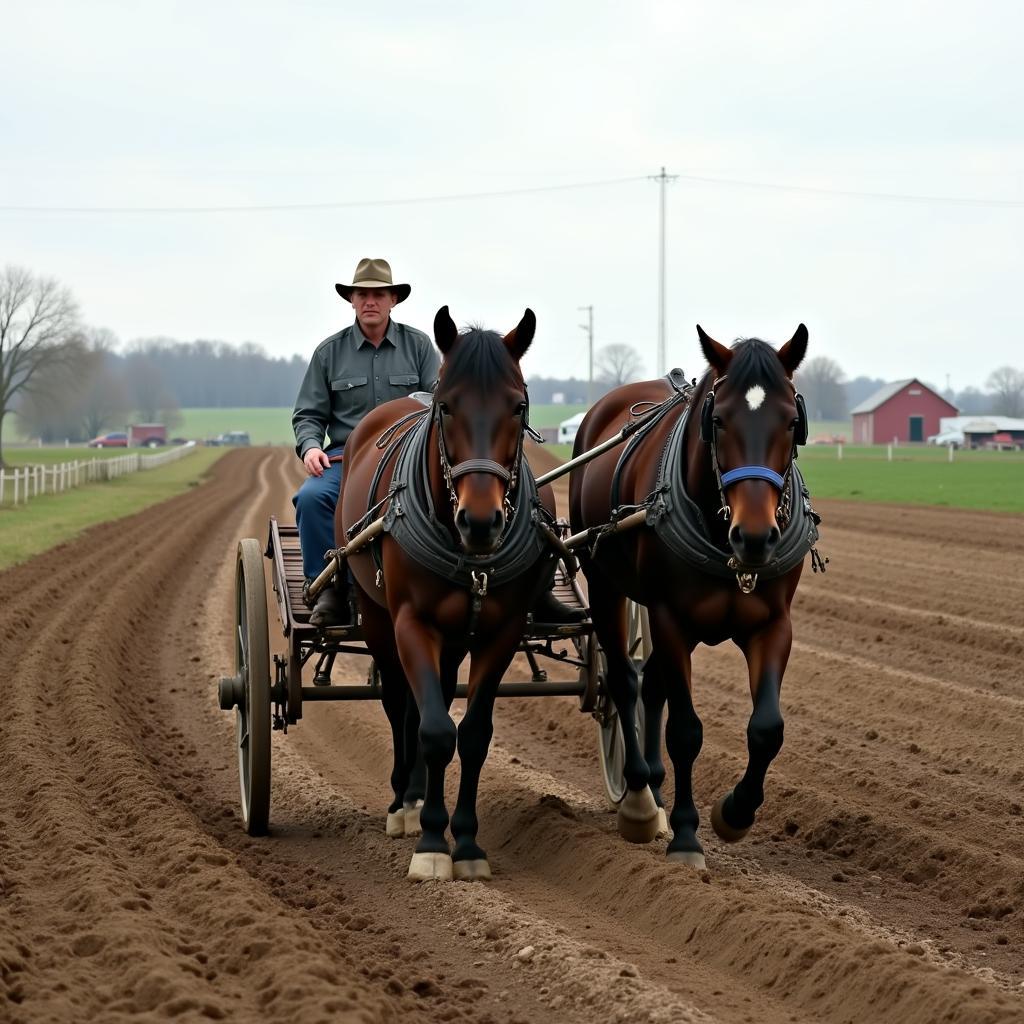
[{"x1": 292, "y1": 318, "x2": 440, "y2": 458}]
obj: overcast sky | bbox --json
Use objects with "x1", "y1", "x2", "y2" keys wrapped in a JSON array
[{"x1": 2, "y1": 1, "x2": 1021, "y2": 391}]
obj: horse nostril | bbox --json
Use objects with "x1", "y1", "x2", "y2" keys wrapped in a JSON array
[
  {"x1": 728, "y1": 524, "x2": 742, "y2": 547},
  {"x1": 455, "y1": 508, "x2": 469, "y2": 531},
  {"x1": 492, "y1": 509, "x2": 504, "y2": 531},
  {"x1": 768, "y1": 525, "x2": 781, "y2": 546}
]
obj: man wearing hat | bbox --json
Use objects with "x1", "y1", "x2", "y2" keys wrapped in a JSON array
[{"x1": 293, "y1": 258, "x2": 440, "y2": 626}]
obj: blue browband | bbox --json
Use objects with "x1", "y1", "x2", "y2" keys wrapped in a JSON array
[{"x1": 721, "y1": 466, "x2": 786, "y2": 490}]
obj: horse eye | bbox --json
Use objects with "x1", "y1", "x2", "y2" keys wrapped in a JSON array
[
  {"x1": 438, "y1": 402, "x2": 451, "y2": 416},
  {"x1": 514, "y1": 402, "x2": 527, "y2": 417}
]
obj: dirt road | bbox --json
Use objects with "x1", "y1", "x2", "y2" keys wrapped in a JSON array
[{"x1": 1, "y1": 447, "x2": 1021, "y2": 1023}]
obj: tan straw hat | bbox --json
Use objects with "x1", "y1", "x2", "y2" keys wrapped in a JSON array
[{"x1": 335, "y1": 258, "x2": 411, "y2": 303}]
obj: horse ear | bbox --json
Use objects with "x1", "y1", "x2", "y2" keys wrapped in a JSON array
[
  {"x1": 697, "y1": 325, "x2": 732, "y2": 373},
  {"x1": 778, "y1": 324, "x2": 809, "y2": 376},
  {"x1": 434, "y1": 306, "x2": 458, "y2": 355},
  {"x1": 504, "y1": 308, "x2": 536, "y2": 361}
]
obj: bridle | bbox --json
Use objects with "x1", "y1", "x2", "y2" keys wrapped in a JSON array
[
  {"x1": 699, "y1": 374, "x2": 808, "y2": 527},
  {"x1": 433, "y1": 383, "x2": 543, "y2": 524}
]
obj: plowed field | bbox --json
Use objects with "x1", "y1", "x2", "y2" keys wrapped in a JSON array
[{"x1": 1, "y1": 447, "x2": 1021, "y2": 1023}]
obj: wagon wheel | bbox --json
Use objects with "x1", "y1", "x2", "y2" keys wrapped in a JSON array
[
  {"x1": 233, "y1": 538, "x2": 271, "y2": 835},
  {"x1": 596, "y1": 600, "x2": 652, "y2": 808}
]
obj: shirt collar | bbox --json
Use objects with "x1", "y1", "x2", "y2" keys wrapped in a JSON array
[{"x1": 354, "y1": 318, "x2": 398, "y2": 348}]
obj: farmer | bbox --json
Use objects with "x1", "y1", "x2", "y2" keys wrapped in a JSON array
[{"x1": 293, "y1": 258, "x2": 439, "y2": 626}]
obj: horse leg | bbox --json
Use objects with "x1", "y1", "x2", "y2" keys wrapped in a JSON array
[
  {"x1": 712, "y1": 620, "x2": 792, "y2": 843},
  {"x1": 640, "y1": 649, "x2": 671, "y2": 837},
  {"x1": 400, "y1": 694, "x2": 425, "y2": 836},
  {"x1": 589, "y1": 577, "x2": 658, "y2": 843},
  {"x1": 358, "y1": 597, "x2": 411, "y2": 838},
  {"x1": 450, "y1": 625, "x2": 519, "y2": 881},
  {"x1": 650, "y1": 607, "x2": 705, "y2": 867},
  {"x1": 393, "y1": 610, "x2": 457, "y2": 881}
]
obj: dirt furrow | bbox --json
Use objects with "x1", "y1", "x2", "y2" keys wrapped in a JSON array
[{"x1": 1, "y1": 447, "x2": 1021, "y2": 1024}]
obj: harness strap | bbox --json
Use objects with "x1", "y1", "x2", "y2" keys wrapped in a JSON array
[
  {"x1": 721, "y1": 466, "x2": 785, "y2": 489},
  {"x1": 450, "y1": 459, "x2": 511, "y2": 483}
]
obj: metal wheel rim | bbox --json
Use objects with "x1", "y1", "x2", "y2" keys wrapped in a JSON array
[
  {"x1": 234, "y1": 539, "x2": 270, "y2": 834},
  {"x1": 597, "y1": 599, "x2": 650, "y2": 808}
]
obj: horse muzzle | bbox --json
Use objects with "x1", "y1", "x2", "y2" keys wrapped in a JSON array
[{"x1": 728, "y1": 522, "x2": 781, "y2": 568}]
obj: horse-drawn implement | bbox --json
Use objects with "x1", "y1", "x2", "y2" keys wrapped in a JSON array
[{"x1": 219, "y1": 313, "x2": 826, "y2": 881}]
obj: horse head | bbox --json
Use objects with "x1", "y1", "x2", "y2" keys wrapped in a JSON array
[
  {"x1": 695, "y1": 324, "x2": 809, "y2": 568},
  {"x1": 432, "y1": 306, "x2": 535, "y2": 554}
]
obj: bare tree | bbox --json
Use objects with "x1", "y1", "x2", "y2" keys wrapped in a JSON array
[
  {"x1": 595, "y1": 343, "x2": 645, "y2": 387},
  {"x1": 78, "y1": 329, "x2": 130, "y2": 438},
  {"x1": 985, "y1": 366, "x2": 1024, "y2": 418},
  {"x1": 0, "y1": 266, "x2": 83, "y2": 466},
  {"x1": 796, "y1": 356, "x2": 847, "y2": 421}
]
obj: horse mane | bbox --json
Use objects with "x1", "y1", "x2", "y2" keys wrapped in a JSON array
[
  {"x1": 697, "y1": 337, "x2": 790, "y2": 393},
  {"x1": 440, "y1": 326, "x2": 523, "y2": 389}
]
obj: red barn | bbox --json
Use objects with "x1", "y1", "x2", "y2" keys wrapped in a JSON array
[{"x1": 850, "y1": 379, "x2": 958, "y2": 444}]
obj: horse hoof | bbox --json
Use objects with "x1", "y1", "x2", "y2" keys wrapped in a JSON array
[
  {"x1": 617, "y1": 787, "x2": 660, "y2": 844},
  {"x1": 666, "y1": 850, "x2": 707, "y2": 871},
  {"x1": 407, "y1": 852, "x2": 453, "y2": 882},
  {"x1": 453, "y1": 858, "x2": 492, "y2": 882},
  {"x1": 711, "y1": 792, "x2": 751, "y2": 843},
  {"x1": 655, "y1": 807, "x2": 672, "y2": 838},
  {"x1": 404, "y1": 800, "x2": 423, "y2": 837},
  {"x1": 385, "y1": 809, "x2": 406, "y2": 838}
]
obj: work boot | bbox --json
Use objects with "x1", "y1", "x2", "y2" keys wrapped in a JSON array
[
  {"x1": 532, "y1": 589, "x2": 587, "y2": 624},
  {"x1": 309, "y1": 581, "x2": 350, "y2": 628}
]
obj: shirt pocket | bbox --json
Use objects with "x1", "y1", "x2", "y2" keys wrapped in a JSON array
[
  {"x1": 385, "y1": 371, "x2": 422, "y2": 400},
  {"x1": 331, "y1": 376, "x2": 368, "y2": 391}
]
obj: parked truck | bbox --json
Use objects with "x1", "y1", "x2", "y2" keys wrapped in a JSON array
[{"x1": 128, "y1": 423, "x2": 167, "y2": 448}]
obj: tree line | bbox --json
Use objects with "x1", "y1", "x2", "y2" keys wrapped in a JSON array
[{"x1": 2, "y1": 264, "x2": 1021, "y2": 466}]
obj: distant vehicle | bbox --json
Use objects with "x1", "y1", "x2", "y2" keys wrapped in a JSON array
[
  {"x1": 209, "y1": 431, "x2": 251, "y2": 446},
  {"x1": 129, "y1": 423, "x2": 167, "y2": 448},
  {"x1": 927, "y1": 430, "x2": 964, "y2": 448},
  {"x1": 810, "y1": 434, "x2": 847, "y2": 445},
  {"x1": 87, "y1": 431, "x2": 129, "y2": 448}
]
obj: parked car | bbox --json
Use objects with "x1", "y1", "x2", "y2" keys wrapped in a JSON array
[
  {"x1": 129, "y1": 423, "x2": 167, "y2": 447},
  {"x1": 208, "y1": 431, "x2": 251, "y2": 446},
  {"x1": 927, "y1": 430, "x2": 964, "y2": 448},
  {"x1": 87, "y1": 432, "x2": 129, "y2": 448}
]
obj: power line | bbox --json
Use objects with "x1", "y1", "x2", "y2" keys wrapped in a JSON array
[
  {"x1": 1, "y1": 170, "x2": 1021, "y2": 216},
  {"x1": 673, "y1": 172, "x2": 1024, "y2": 209},
  {"x1": 0, "y1": 175, "x2": 649, "y2": 215}
]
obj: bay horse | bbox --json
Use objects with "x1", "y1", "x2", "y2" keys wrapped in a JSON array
[
  {"x1": 338, "y1": 307, "x2": 558, "y2": 881},
  {"x1": 569, "y1": 325, "x2": 818, "y2": 868}
]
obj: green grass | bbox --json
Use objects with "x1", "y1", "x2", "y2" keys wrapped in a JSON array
[
  {"x1": 4, "y1": 446, "x2": 130, "y2": 466},
  {"x1": 177, "y1": 403, "x2": 588, "y2": 444},
  {"x1": 0, "y1": 447, "x2": 227, "y2": 570},
  {"x1": 796, "y1": 445, "x2": 1024, "y2": 512}
]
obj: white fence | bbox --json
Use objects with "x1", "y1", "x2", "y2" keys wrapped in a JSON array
[{"x1": 0, "y1": 442, "x2": 197, "y2": 506}]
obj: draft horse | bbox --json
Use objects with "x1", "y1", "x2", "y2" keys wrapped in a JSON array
[
  {"x1": 570, "y1": 325, "x2": 818, "y2": 868},
  {"x1": 339, "y1": 307, "x2": 557, "y2": 881}
]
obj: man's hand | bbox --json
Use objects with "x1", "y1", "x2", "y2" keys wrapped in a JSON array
[{"x1": 303, "y1": 448, "x2": 332, "y2": 477}]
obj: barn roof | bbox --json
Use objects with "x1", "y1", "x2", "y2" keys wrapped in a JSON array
[
  {"x1": 849, "y1": 380, "x2": 915, "y2": 415},
  {"x1": 849, "y1": 378, "x2": 957, "y2": 416}
]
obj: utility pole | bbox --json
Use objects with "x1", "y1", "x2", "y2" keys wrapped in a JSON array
[
  {"x1": 579, "y1": 305, "x2": 594, "y2": 406},
  {"x1": 649, "y1": 166, "x2": 677, "y2": 376}
]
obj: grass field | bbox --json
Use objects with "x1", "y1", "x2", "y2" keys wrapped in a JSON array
[
  {"x1": 3, "y1": 446, "x2": 132, "y2": 466},
  {"x1": 541, "y1": 439, "x2": 1023, "y2": 513},
  {"x1": 0, "y1": 447, "x2": 226, "y2": 570},
  {"x1": 172, "y1": 404, "x2": 589, "y2": 446}
]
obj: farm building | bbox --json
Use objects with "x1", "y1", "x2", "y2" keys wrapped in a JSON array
[{"x1": 850, "y1": 378, "x2": 958, "y2": 444}]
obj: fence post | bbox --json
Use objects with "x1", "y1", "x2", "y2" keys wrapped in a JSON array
[
  {"x1": 0, "y1": 469, "x2": 4, "y2": 504},
  {"x1": 14, "y1": 468, "x2": 20, "y2": 505},
  {"x1": 837, "y1": 443, "x2": 843, "y2": 461},
  {"x1": 887, "y1": 443, "x2": 893, "y2": 462},
  {"x1": 948, "y1": 444, "x2": 954, "y2": 463}
]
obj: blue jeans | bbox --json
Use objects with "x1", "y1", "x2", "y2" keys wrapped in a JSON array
[{"x1": 292, "y1": 448, "x2": 344, "y2": 580}]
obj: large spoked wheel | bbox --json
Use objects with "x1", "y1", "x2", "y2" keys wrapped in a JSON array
[
  {"x1": 596, "y1": 600, "x2": 652, "y2": 808},
  {"x1": 234, "y1": 538, "x2": 271, "y2": 835}
]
